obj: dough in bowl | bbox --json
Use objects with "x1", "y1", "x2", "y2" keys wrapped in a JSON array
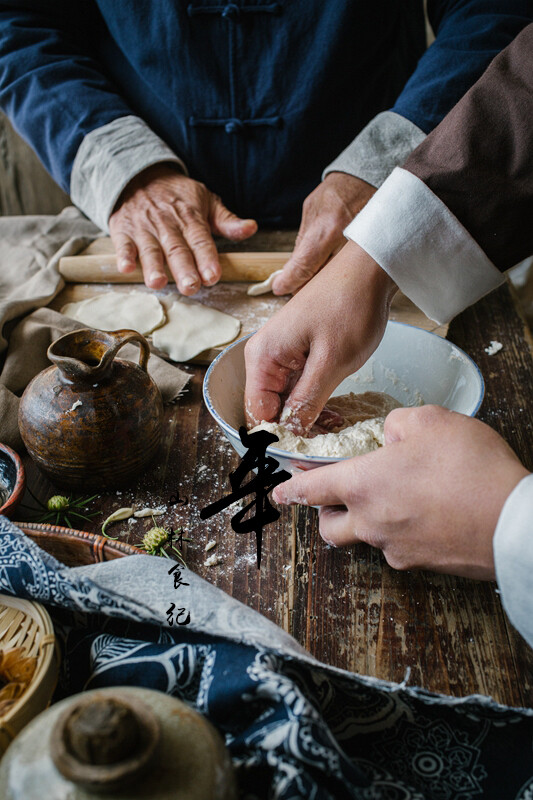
[
  {"x1": 251, "y1": 391, "x2": 403, "y2": 458},
  {"x1": 61, "y1": 290, "x2": 165, "y2": 335},
  {"x1": 152, "y1": 297, "x2": 241, "y2": 362}
]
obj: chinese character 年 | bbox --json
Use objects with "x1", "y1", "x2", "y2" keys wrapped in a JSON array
[{"x1": 200, "y1": 426, "x2": 290, "y2": 569}]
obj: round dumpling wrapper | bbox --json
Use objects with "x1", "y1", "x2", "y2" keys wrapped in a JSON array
[
  {"x1": 61, "y1": 290, "x2": 166, "y2": 335},
  {"x1": 151, "y1": 298, "x2": 241, "y2": 362}
]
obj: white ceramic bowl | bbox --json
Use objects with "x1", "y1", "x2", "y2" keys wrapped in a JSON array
[{"x1": 203, "y1": 321, "x2": 484, "y2": 474}]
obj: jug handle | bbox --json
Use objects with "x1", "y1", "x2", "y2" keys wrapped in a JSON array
[
  {"x1": 47, "y1": 328, "x2": 152, "y2": 383},
  {"x1": 105, "y1": 330, "x2": 151, "y2": 372}
]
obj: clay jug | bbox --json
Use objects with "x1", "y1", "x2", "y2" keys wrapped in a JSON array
[
  {"x1": 0, "y1": 687, "x2": 237, "y2": 799},
  {"x1": 19, "y1": 329, "x2": 164, "y2": 489}
]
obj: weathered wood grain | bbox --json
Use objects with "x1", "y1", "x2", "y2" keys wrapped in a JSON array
[{"x1": 17, "y1": 247, "x2": 533, "y2": 710}]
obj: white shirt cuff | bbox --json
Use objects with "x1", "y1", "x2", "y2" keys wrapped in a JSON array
[
  {"x1": 344, "y1": 167, "x2": 505, "y2": 325},
  {"x1": 322, "y1": 111, "x2": 426, "y2": 188},
  {"x1": 70, "y1": 115, "x2": 187, "y2": 232},
  {"x1": 494, "y1": 474, "x2": 533, "y2": 649}
]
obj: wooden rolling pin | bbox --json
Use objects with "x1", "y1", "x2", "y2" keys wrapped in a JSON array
[{"x1": 59, "y1": 250, "x2": 289, "y2": 283}]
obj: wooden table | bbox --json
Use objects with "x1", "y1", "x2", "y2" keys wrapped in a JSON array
[{"x1": 20, "y1": 232, "x2": 533, "y2": 709}]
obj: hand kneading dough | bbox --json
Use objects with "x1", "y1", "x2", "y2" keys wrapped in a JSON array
[
  {"x1": 61, "y1": 290, "x2": 165, "y2": 335},
  {"x1": 151, "y1": 298, "x2": 241, "y2": 362},
  {"x1": 251, "y1": 391, "x2": 403, "y2": 458}
]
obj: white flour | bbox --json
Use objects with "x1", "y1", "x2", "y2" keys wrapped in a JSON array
[{"x1": 251, "y1": 417, "x2": 386, "y2": 457}]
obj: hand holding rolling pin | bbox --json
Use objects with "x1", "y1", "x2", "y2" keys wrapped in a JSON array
[{"x1": 109, "y1": 164, "x2": 257, "y2": 293}]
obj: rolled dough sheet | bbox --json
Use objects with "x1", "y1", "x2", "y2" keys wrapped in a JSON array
[
  {"x1": 61, "y1": 290, "x2": 165, "y2": 335},
  {"x1": 152, "y1": 297, "x2": 241, "y2": 362},
  {"x1": 246, "y1": 269, "x2": 284, "y2": 296}
]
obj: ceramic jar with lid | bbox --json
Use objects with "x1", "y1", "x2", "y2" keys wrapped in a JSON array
[{"x1": 0, "y1": 686, "x2": 237, "y2": 799}]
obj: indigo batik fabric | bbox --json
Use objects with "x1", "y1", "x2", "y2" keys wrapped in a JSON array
[{"x1": 1, "y1": 517, "x2": 532, "y2": 799}]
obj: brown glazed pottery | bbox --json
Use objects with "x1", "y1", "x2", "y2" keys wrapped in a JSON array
[
  {"x1": 0, "y1": 443, "x2": 26, "y2": 518},
  {"x1": 18, "y1": 329, "x2": 164, "y2": 490}
]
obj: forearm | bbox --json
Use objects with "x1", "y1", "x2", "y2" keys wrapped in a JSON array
[
  {"x1": 403, "y1": 23, "x2": 533, "y2": 271},
  {"x1": 345, "y1": 24, "x2": 533, "y2": 325},
  {"x1": 393, "y1": 0, "x2": 533, "y2": 134},
  {"x1": 324, "y1": 1, "x2": 532, "y2": 195},
  {"x1": 494, "y1": 474, "x2": 533, "y2": 649},
  {"x1": 0, "y1": 3, "x2": 184, "y2": 229},
  {"x1": 322, "y1": 111, "x2": 426, "y2": 190}
]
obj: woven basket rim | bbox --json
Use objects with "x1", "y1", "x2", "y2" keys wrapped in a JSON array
[
  {"x1": 0, "y1": 594, "x2": 57, "y2": 725},
  {"x1": 14, "y1": 521, "x2": 143, "y2": 558}
]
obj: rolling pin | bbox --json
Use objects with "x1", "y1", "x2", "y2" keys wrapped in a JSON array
[{"x1": 59, "y1": 251, "x2": 289, "y2": 283}]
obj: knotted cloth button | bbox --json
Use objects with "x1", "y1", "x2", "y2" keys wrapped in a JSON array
[
  {"x1": 225, "y1": 119, "x2": 244, "y2": 134},
  {"x1": 222, "y1": 4, "x2": 240, "y2": 19}
]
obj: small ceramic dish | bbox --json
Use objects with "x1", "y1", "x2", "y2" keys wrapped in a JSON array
[
  {"x1": 203, "y1": 321, "x2": 484, "y2": 475},
  {"x1": 0, "y1": 444, "x2": 25, "y2": 519}
]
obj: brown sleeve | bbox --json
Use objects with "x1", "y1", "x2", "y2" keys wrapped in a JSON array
[{"x1": 403, "y1": 23, "x2": 533, "y2": 272}]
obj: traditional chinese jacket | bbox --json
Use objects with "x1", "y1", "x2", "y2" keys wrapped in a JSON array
[{"x1": 0, "y1": 0, "x2": 531, "y2": 231}]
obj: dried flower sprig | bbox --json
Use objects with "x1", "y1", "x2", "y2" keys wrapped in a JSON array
[
  {"x1": 138, "y1": 524, "x2": 191, "y2": 564},
  {"x1": 22, "y1": 487, "x2": 100, "y2": 528}
]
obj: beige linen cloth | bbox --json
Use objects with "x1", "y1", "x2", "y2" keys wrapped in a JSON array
[{"x1": 0, "y1": 207, "x2": 189, "y2": 451}]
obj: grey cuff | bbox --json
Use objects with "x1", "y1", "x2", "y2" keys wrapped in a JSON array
[
  {"x1": 493, "y1": 474, "x2": 533, "y2": 649},
  {"x1": 344, "y1": 168, "x2": 505, "y2": 325},
  {"x1": 70, "y1": 115, "x2": 187, "y2": 232},
  {"x1": 323, "y1": 111, "x2": 426, "y2": 188}
]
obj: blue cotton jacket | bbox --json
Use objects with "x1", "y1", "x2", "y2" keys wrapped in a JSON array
[{"x1": 0, "y1": 1, "x2": 531, "y2": 228}]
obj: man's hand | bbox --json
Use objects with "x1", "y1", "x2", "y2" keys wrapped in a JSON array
[
  {"x1": 244, "y1": 241, "x2": 397, "y2": 432},
  {"x1": 271, "y1": 172, "x2": 376, "y2": 296},
  {"x1": 109, "y1": 163, "x2": 257, "y2": 293},
  {"x1": 273, "y1": 406, "x2": 530, "y2": 580}
]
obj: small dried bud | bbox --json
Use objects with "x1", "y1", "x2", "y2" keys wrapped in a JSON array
[
  {"x1": 142, "y1": 527, "x2": 169, "y2": 553},
  {"x1": 47, "y1": 495, "x2": 69, "y2": 511}
]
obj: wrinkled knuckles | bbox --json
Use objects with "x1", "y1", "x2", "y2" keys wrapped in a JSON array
[
  {"x1": 116, "y1": 241, "x2": 136, "y2": 256},
  {"x1": 165, "y1": 241, "x2": 194, "y2": 259},
  {"x1": 175, "y1": 203, "x2": 204, "y2": 225},
  {"x1": 187, "y1": 236, "x2": 216, "y2": 253},
  {"x1": 137, "y1": 242, "x2": 163, "y2": 257}
]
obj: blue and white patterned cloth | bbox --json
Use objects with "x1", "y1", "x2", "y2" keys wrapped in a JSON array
[{"x1": 1, "y1": 516, "x2": 532, "y2": 799}]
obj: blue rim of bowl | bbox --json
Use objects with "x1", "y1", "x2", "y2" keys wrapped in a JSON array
[{"x1": 203, "y1": 322, "x2": 485, "y2": 463}]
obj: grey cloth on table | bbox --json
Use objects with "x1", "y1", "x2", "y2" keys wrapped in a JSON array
[
  {"x1": 0, "y1": 206, "x2": 100, "y2": 353},
  {"x1": 323, "y1": 110, "x2": 426, "y2": 188},
  {"x1": 0, "y1": 206, "x2": 190, "y2": 451}
]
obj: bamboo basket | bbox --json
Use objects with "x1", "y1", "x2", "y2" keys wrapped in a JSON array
[
  {"x1": 15, "y1": 522, "x2": 143, "y2": 566},
  {"x1": 0, "y1": 525, "x2": 139, "y2": 754},
  {"x1": 0, "y1": 595, "x2": 59, "y2": 754}
]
